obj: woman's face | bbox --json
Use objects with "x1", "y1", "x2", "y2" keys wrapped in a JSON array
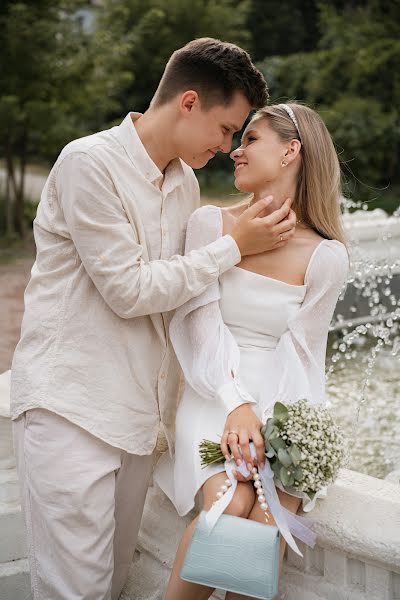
[{"x1": 230, "y1": 117, "x2": 288, "y2": 192}]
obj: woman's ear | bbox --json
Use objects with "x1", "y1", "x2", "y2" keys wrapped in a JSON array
[{"x1": 286, "y1": 139, "x2": 302, "y2": 163}]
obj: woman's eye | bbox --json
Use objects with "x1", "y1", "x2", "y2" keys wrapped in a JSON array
[
  {"x1": 247, "y1": 136, "x2": 256, "y2": 143},
  {"x1": 222, "y1": 127, "x2": 230, "y2": 134}
]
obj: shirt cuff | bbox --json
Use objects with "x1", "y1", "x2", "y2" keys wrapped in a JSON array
[
  {"x1": 215, "y1": 378, "x2": 257, "y2": 415},
  {"x1": 206, "y1": 235, "x2": 241, "y2": 275}
]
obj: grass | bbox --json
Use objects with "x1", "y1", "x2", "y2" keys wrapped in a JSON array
[{"x1": 0, "y1": 232, "x2": 35, "y2": 265}]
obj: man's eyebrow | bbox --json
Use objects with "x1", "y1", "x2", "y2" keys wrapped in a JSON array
[{"x1": 241, "y1": 128, "x2": 257, "y2": 143}]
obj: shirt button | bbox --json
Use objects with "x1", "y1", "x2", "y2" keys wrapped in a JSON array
[{"x1": 160, "y1": 373, "x2": 165, "y2": 379}]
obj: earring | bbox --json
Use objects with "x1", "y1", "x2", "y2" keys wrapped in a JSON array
[{"x1": 281, "y1": 161, "x2": 287, "y2": 167}]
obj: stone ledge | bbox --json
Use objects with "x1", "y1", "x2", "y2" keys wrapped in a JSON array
[
  {"x1": 305, "y1": 468, "x2": 400, "y2": 571},
  {"x1": 0, "y1": 559, "x2": 31, "y2": 600},
  {"x1": 125, "y1": 468, "x2": 400, "y2": 599},
  {"x1": 0, "y1": 469, "x2": 20, "y2": 505},
  {"x1": 121, "y1": 549, "x2": 169, "y2": 600},
  {"x1": 1, "y1": 466, "x2": 399, "y2": 600},
  {"x1": 0, "y1": 503, "x2": 27, "y2": 563},
  {"x1": 282, "y1": 560, "x2": 396, "y2": 600}
]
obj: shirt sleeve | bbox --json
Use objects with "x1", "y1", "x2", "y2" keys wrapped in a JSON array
[
  {"x1": 269, "y1": 240, "x2": 349, "y2": 412},
  {"x1": 169, "y1": 205, "x2": 257, "y2": 415},
  {"x1": 57, "y1": 152, "x2": 241, "y2": 318}
]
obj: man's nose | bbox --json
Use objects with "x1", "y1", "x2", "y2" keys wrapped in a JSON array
[{"x1": 218, "y1": 138, "x2": 234, "y2": 154}]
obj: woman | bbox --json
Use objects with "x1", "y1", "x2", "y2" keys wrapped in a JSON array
[{"x1": 154, "y1": 102, "x2": 349, "y2": 600}]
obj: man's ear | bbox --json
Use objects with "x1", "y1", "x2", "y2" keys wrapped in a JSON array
[{"x1": 180, "y1": 90, "x2": 199, "y2": 114}]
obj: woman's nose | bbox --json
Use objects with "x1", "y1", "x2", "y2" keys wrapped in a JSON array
[{"x1": 230, "y1": 146, "x2": 244, "y2": 160}]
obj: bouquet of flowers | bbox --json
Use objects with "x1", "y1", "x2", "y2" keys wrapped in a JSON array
[{"x1": 199, "y1": 399, "x2": 347, "y2": 500}]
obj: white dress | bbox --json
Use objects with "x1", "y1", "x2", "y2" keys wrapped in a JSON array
[{"x1": 154, "y1": 205, "x2": 349, "y2": 517}]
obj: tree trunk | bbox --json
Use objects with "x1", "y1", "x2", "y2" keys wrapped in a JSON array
[
  {"x1": 14, "y1": 132, "x2": 27, "y2": 239},
  {"x1": 5, "y1": 135, "x2": 26, "y2": 239},
  {"x1": 5, "y1": 172, "x2": 13, "y2": 237},
  {"x1": 4, "y1": 138, "x2": 17, "y2": 237}
]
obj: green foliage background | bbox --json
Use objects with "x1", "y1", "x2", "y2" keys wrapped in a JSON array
[
  {"x1": 1, "y1": 0, "x2": 399, "y2": 237},
  {"x1": 258, "y1": 2, "x2": 400, "y2": 210}
]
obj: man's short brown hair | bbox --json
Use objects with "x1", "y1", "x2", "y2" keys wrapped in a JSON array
[{"x1": 153, "y1": 37, "x2": 269, "y2": 110}]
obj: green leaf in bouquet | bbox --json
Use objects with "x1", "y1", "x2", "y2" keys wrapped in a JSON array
[
  {"x1": 264, "y1": 441, "x2": 276, "y2": 458},
  {"x1": 270, "y1": 436, "x2": 286, "y2": 452},
  {"x1": 293, "y1": 466, "x2": 304, "y2": 481},
  {"x1": 263, "y1": 419, "x2": 277, "y2": 440},
  {"x1": 277, "y1": 448, "x2": 292, "y2": 467},
  {"x1": 267, "y1": 426, "x2": 280, "y2": 440},
  {"x1": 280, "y1": 466, "x2": 295, "y2": 487},
  {"x1": 273, "y1": 402, "x2": 289, "y2": 423},
  {"x1": 288, "y1": 444, "x2": 302, "y2": 466},
  {"x1": 271, "y1": 459, "x2": 282, "y2": 477}
]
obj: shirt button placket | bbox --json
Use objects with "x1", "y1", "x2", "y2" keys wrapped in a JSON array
[{"x1": 161, "y1": 194, "x2": 169, "y2": 258}]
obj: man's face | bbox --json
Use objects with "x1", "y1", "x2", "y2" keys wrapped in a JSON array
[{"x1": 174, "y1": 91, "x2": 252, "y2": 169}]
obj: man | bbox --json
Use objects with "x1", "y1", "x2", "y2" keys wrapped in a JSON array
[{"x1": 11, "y1": 37, "x2": 296, "y2": 599}]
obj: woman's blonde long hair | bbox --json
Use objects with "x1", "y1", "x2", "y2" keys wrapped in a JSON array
[{"x1": 253, "y1": 102, "x2": 347, "y2": 245}]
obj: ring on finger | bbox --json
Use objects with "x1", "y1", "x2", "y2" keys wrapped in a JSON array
[
  {"x1": 228, "y1": 430, "x2": 239, "y2": 437},
  {"x1": 279, "y1": 233, "x2": 284, "y2": 242}
]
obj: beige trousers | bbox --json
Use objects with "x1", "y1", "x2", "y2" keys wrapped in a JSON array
[{"x1": 13, "y1": 408, "x2": 154, "y2": 600}]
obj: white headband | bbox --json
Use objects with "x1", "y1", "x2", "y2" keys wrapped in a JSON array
[{"x1": 280, "y1": 104, "x2": 302, "y2": 142}]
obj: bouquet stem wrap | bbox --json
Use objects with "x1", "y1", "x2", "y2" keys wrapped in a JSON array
[{"x1": 204, "y1": 442, "x2": 316, "y2": 557}]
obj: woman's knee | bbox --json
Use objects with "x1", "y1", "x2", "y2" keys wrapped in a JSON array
[{"x1": 224, "y1": 484, "x2": 255, "y2": 518}]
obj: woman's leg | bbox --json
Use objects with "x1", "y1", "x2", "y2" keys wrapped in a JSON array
[
  {"x1": 225, "y1": 488, "x2": 301, "y2": 600},
  {"x1": 164, "y1": 472, "x2": 255, "y2": 600}
]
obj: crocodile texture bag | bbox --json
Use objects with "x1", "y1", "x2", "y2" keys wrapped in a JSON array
[{"x1": 180, "y1": 511, "x2": 280, "y2": 599}]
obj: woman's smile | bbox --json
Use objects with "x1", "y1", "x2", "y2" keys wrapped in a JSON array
[{"x1": 234, "y1": 160, "x2": 248, "y2": 174}]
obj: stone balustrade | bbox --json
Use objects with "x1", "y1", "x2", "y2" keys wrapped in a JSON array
[
  {"x1": 121, "y1": 468, "x2": 400, "y2": 600},
  {"x1": 0, "y1": 370, "x2": 31, "y2": 599}
]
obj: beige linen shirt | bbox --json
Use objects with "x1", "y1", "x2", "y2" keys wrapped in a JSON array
[{"x1": 10, "y1": 112, "x2": 241, "y2": 455}]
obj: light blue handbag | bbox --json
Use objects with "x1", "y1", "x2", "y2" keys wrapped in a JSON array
[{"x1": 180, "y1": 511, "x2": 280, "y2": 599}]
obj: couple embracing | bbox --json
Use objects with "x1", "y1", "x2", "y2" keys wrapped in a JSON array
[{"x1": 11, "y1": 37, "x2": 348, "y2": 600}]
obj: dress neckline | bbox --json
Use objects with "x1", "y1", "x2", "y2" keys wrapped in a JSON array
[
  {"x1": 232, "y1": 239, "x2": 334, "y2": 289},
  {"x1": 232, "y1": 266, "x2": 307, "y2": 289},
  {"x1": 214, "y1": 206, "x2": 336, "y2": 287}
]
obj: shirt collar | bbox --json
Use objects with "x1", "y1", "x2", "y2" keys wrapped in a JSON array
[{"x1": 116, "y1": 112, "x2": 185, "y2": 191}]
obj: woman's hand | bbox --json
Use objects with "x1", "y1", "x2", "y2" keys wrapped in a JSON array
[{"x1": 220, "y1": 404, "x2": 265, "y2": 476}]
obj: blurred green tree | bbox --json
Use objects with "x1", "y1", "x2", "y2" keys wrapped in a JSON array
[
  {"x1": 0, "y1": 0, "x2": 131, "y2": 237},
  {"x1": 245, "y1": 0, "x2": 373, "y2": 60},
  {"x1": 2, "y1": 0, "x2": 398, "y2": 228},
  {"x1": 246, "y1": 0, "x2": 320, "y2": 60},
  {"x1": 97, "y1": 0, "x2": 251, "y2": 114},
  {"x1": 258, "y1": 2, "x2": 400, "y2": 204}
]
